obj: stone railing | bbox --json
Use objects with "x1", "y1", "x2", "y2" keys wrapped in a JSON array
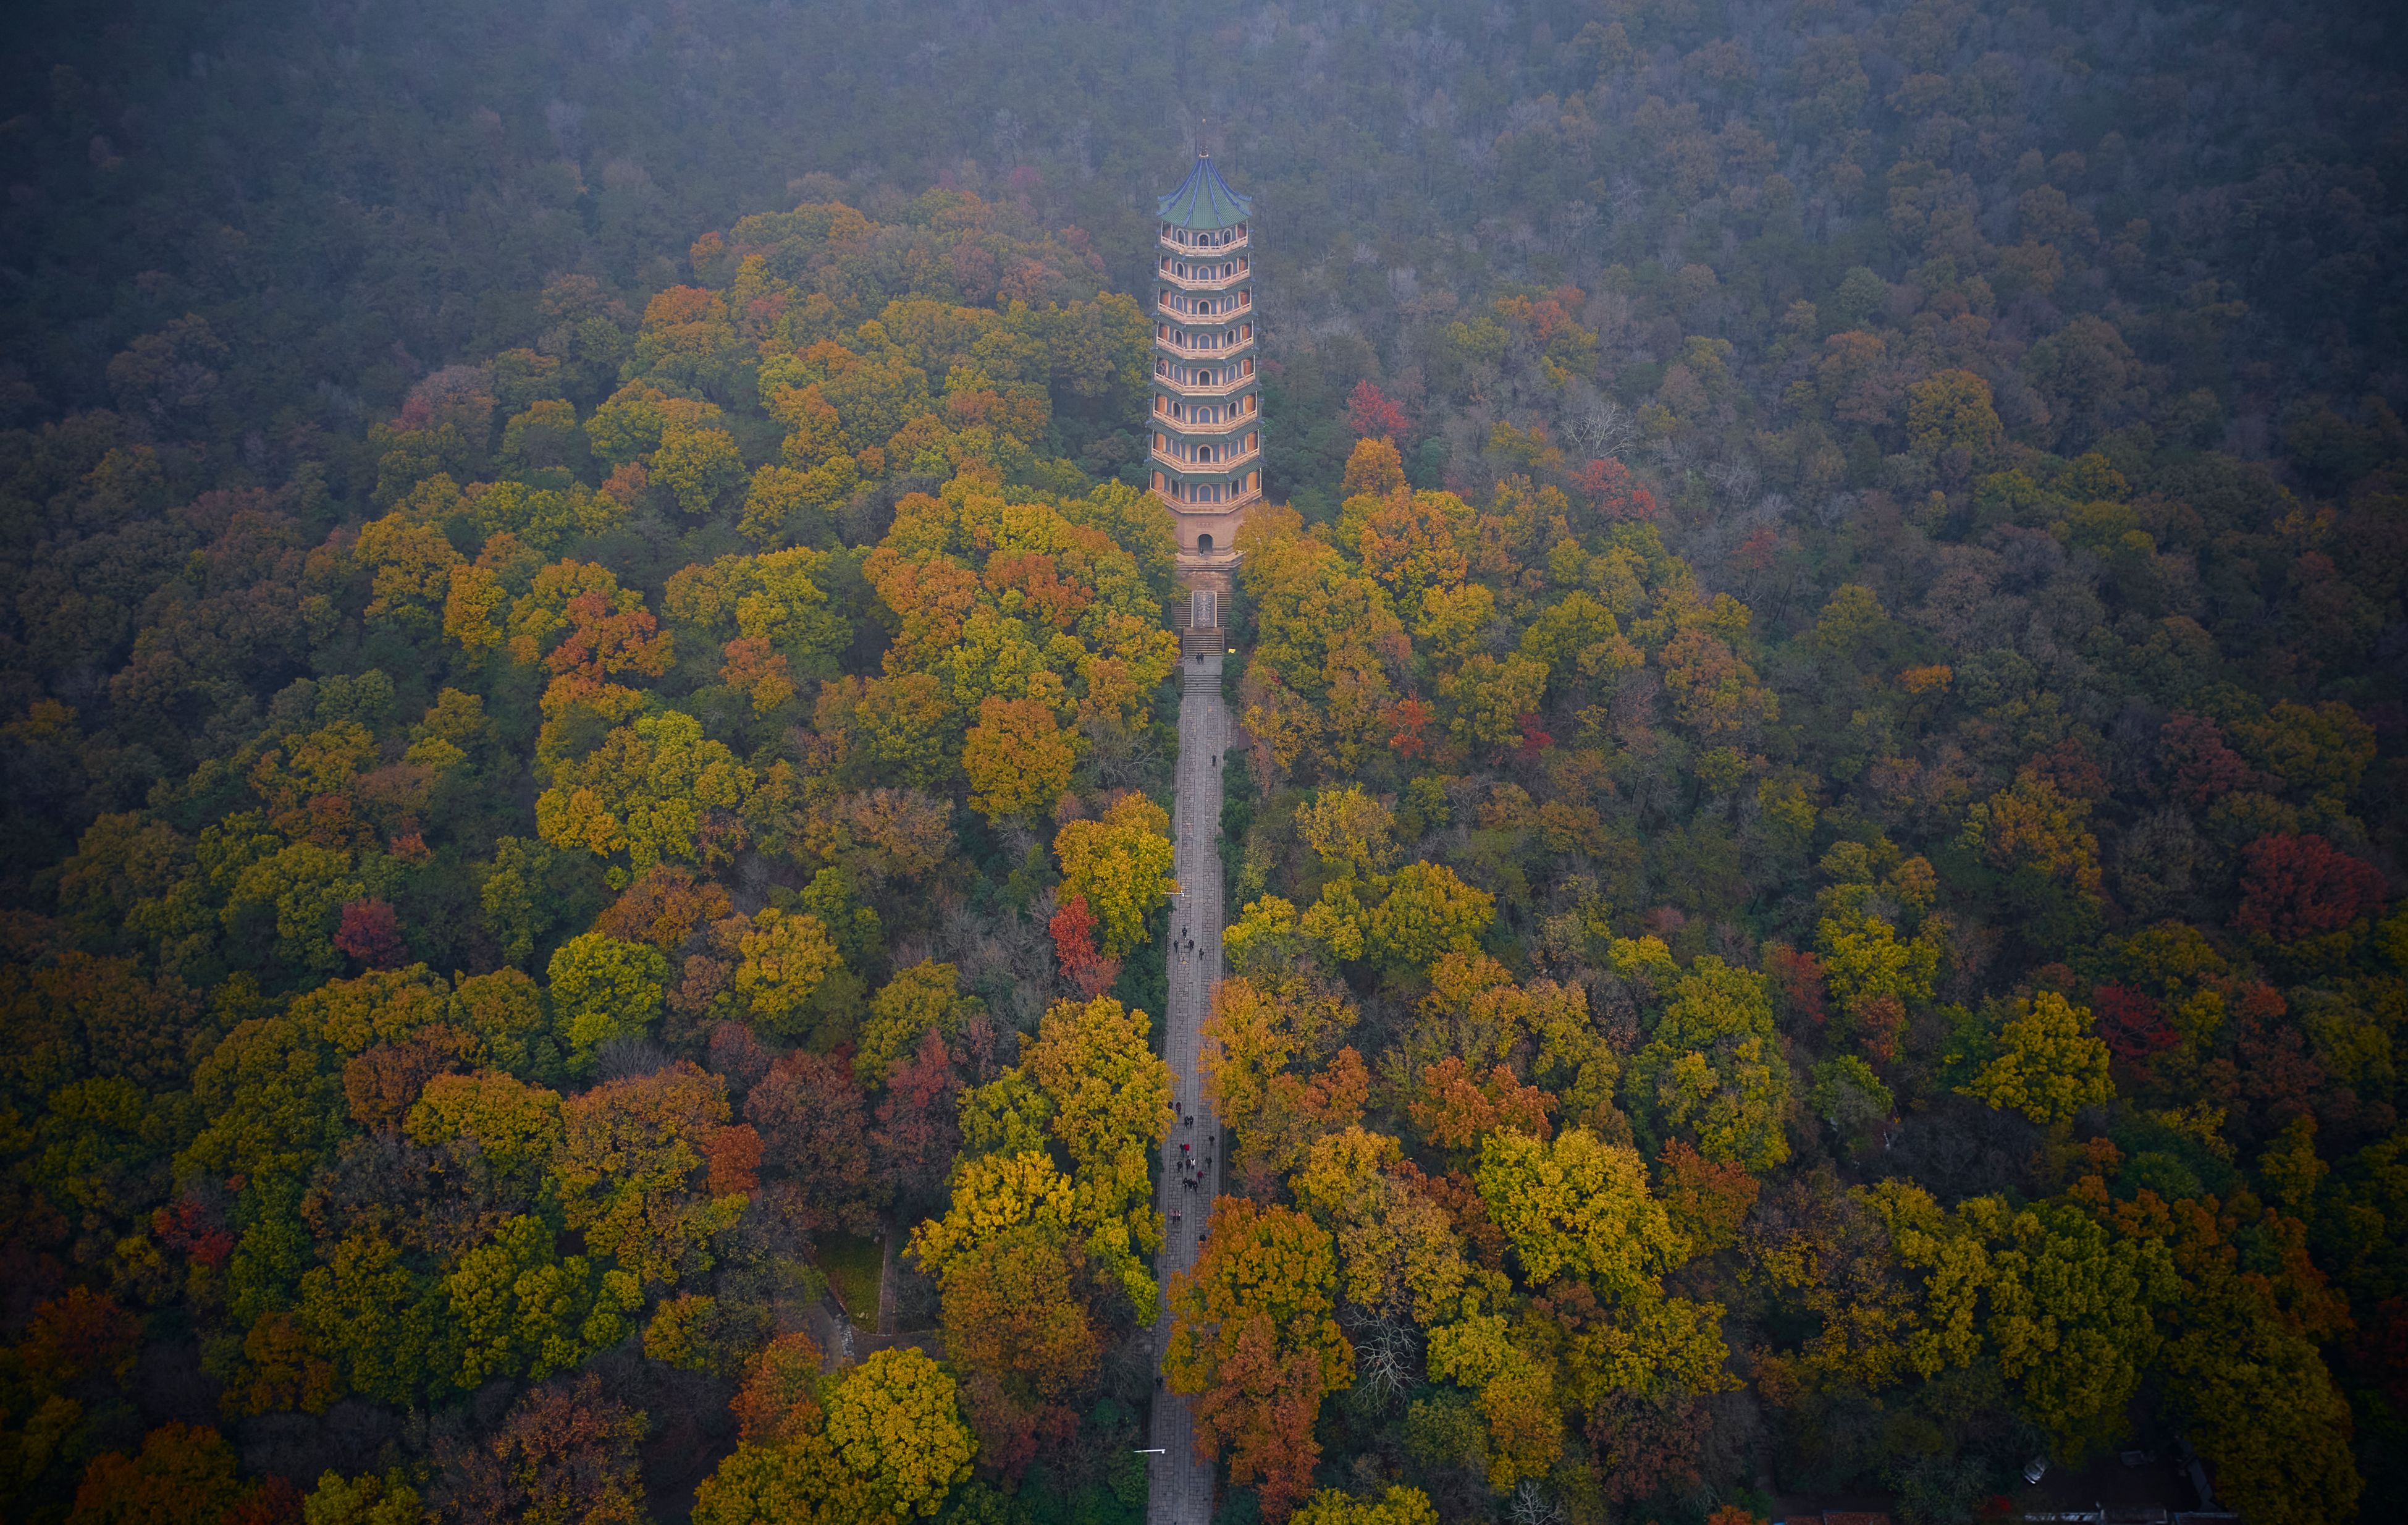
[
  {"x1": 1156, "y1": 290, "x2": 1251, "y2": 321},
  {"x1": 1156, "y1": 261, "x2": 1249, "y2": 291},
  {"x1": 1151, "y1": 438, "x2": 1259, "y2": 471},
  {"x1": 1151, "y1": 405, "x2": 1256, "y2": 436}
]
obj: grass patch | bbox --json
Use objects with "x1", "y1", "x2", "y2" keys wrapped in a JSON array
[{"x1": 818, "y1": 1232, "x2": 883, "y2": 1322}]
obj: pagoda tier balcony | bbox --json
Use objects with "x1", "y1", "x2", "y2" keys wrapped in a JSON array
[
  {"x1": 1153, "y1": 481, "x2": 1262, "y2": 515},
  {"x1": 1153, "y1": 327, "x2": 1256, "y2": 360},
  {"x1": 1157, "y1": 256, "x2": 1249, "y2": 290},
  {"x1": 1150, "y1": 438, "x2": 1260, "y2": 473},
  {"x1": 1159, "y1": 229, "x2": 1249, "y2": 255},
  {"x1": 1153, "y1": 365, "x2": 1256, "y2": 397},
  {"x1": 1156, "y1": 290, "x2": 1251, "y2": 321},
  {"x1": 1152, "y1": 405, "x2": 1255, "y2": 436}
]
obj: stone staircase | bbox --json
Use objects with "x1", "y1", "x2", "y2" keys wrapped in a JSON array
[{"x1": 1172, "y1": 583, "x2": 1232, "y2": 665}]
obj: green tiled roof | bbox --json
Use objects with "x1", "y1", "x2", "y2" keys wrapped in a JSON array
[{"x1": 1157, "y1": 155, "x2": 1251, "y2": 230}]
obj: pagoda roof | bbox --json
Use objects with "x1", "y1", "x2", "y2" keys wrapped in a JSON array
[{"x1": 1157, "y1": 154, "x2": 1252, "y2": 230}]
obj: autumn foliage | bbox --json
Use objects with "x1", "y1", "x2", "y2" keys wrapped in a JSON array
[{"x1": 3, "y1": 7, "x2": 2407, "y2": 1521}]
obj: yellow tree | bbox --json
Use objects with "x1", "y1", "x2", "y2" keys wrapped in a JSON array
[
  {"x1": 962, "y1": 697, "x2": 1075, "y2": 825},
  {"x1": 1959, "y1": 991, "x2": 2113, "y2": 1125},
  {"x1": 1053, "y1": 795, "x2": 1176, "y2": 957},
  {"x1": 1455, "y1": 1130, "x2": 1733, "y2": 1490},
  {"x1": 1339, "y1": 437, "x2": 1407, "y2": 499},
  {"x1": 405, "y1": 1070, "x2": 563, "y2": 1188},
  {"x1": 1164, "y1": 1198, "x2": 1353, "y2": 1522},
  {"x1": 1294, "y1": 785, "x2": 1399, "y2": 876},
  {"x1": 937, "y1": 1221, "x2": 1103, "y2": 1477},
  {"x1": 1367, "y1": 863, "x2": 1496, "y2": 972},
  {"x1": 1344, "y1": 489, "x2": 1475, "y2": 624},
  {"x1": 694, "y1": 1338, "x2": 972, "y2": 1525},
  {"x1": 1961, "y1": 772, "x2": 2106, "y2": 945},
  {"x1": 536, "y1": 709, "x2": 756, "y2": 878},
  {"x1": 1473, "y1": 1128, "x2": 1688, "y2": 1295},
  {"x1": 1023, "y1": 994, "x2": 1172, "y2": 1315},
  {"x1": 823, "y1": 1348, "x2": 977, "y2": 1518},
  {"x1": 1204, "y1": 977, "x2": 1360, "y2": 1182},
  {"x1": 1290, "y1": 1127, "x2": 1471, "y2": 1327},
  {"x1": 735, "y1": 908, "x2": 843, "y2": 1038},
  {"x1": 549, "y1": 1061, "x2": 746, "y2": 1291},
  {"x1": 1292, "y1": 1487, "x2": 1438, "y2": 1525},
  {"x1": 1906, "y1": 368, "x2": 2003, "y2": 460},
  {"x1": 910, "y1": 1150, "x2": 1079, "y2": 1280},
  {"x1": 1421, "y1": 1312, "x2": 1563, "y2": 1491}
]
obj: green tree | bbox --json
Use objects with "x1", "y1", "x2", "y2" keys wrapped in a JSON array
[
  {"x1": 478, "y1": 837, "x2": 563, "y2": 968},
  {"x1": 300, "y1": 1469, "x2": 423, "y2": 1525},
  {"x1": 1625, "y1": 957, "x2": 1792, "y2": 1170},
  {"x1": 857, "y1": 960, "x2": 979, "y2": 1084},
  {"x1": 1368, "y1": 862, "x2": 1496, "y2": 972},
  {"x1": 445, "y1": 1213, "x2": 639, "y2": 1386}
]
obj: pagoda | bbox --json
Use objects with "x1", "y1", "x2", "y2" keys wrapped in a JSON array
[{"x1": 1150, "y1": 154, "x2": 1261, "y2": 565}]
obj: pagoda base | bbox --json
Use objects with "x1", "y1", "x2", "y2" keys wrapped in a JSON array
[{"x1": 1160, "y1": 491, "x2": 1257, "y2": 568}]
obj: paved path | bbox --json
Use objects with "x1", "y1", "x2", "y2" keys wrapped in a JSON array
[{"x1": 1147, "y1": 641, "x2": 1229, "y2": 1525}]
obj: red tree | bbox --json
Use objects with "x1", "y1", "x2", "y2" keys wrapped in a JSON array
[
  {"x1": 2160, "y1": 714, "x2": 2255, "y2": 808},
  {"x1": 2236, "y1": 834, "x2": 2387, "y2": 942},
  {"x1": 706, "y1": 1123, "x2": 764, "y2": 1196},
  {"x1": 221, "y1": 1476, "x2": 303, "y2": 1525},
  {"x1": 730, "y1": 1330, "x2": 825, "y2": 1445},
  {"x1": 341, "y1": 1023, "x2": 479, "y2": 1130},
  {"x1": 746, "y1": 1049, "x2": 880, "y2": 1234},
  {"x1": 433, "y1": 1374, "x2": 648, "y2": 1524},
  {"x1": 20, "y1": 1287, "x2": 142, "y2": 1388},
  {"x1": 874, "y1": 1031, "x2": 965, "y2": 1211},
  {"x1": 1344, "y1": 380, "x2": 1411, "y2": 440},
  {"x1": 1048, "y1": 894, "x2": 1119, "y2": 998},
  {"x1": 71, "y1": 1423, "x2": 245, "y2": 1525},
  {"x1": 1515, "y1": 711, "x2": 1554, "y2": 759},
  {"x1": 334, "y1": 899, "x2": 406, "y2": 969},
  {"x1": 1408, "y1": 1057, "x2": 1554, "y2": 1152},
  {"x1": 2091, "y1": 982, "x2": 2177, "y2": 1062},
  {"x1": 1761, "y1": 944, "x2": 1828, "y2": 1028},
  {"x1": 153, "y1": 1198, "x2": 235, "y2": 1270},
  {"x1": 1574, "y1": 458, "x2": 1657, "y2": 521}
]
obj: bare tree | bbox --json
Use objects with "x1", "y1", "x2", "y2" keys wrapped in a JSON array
[
  {"x1": 1510, "y1": 1480, "x2": 1564, "y2": 1525},
  {"x1": 1562, "y1": 388, "x2": 1638, "y2": 461},
  {"x1": 1348, "y1": 1316, "x2": 1421, "y2": 1411}
]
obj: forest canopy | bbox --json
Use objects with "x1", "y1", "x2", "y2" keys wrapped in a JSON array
[{"x1": 1, "y1": 1, "x2": 2404, "y2": 1524}]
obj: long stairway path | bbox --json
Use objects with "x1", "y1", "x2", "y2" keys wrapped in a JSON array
[{"x1": 1147, "y1": 637, "x2": 1229, "y2": 1525}]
